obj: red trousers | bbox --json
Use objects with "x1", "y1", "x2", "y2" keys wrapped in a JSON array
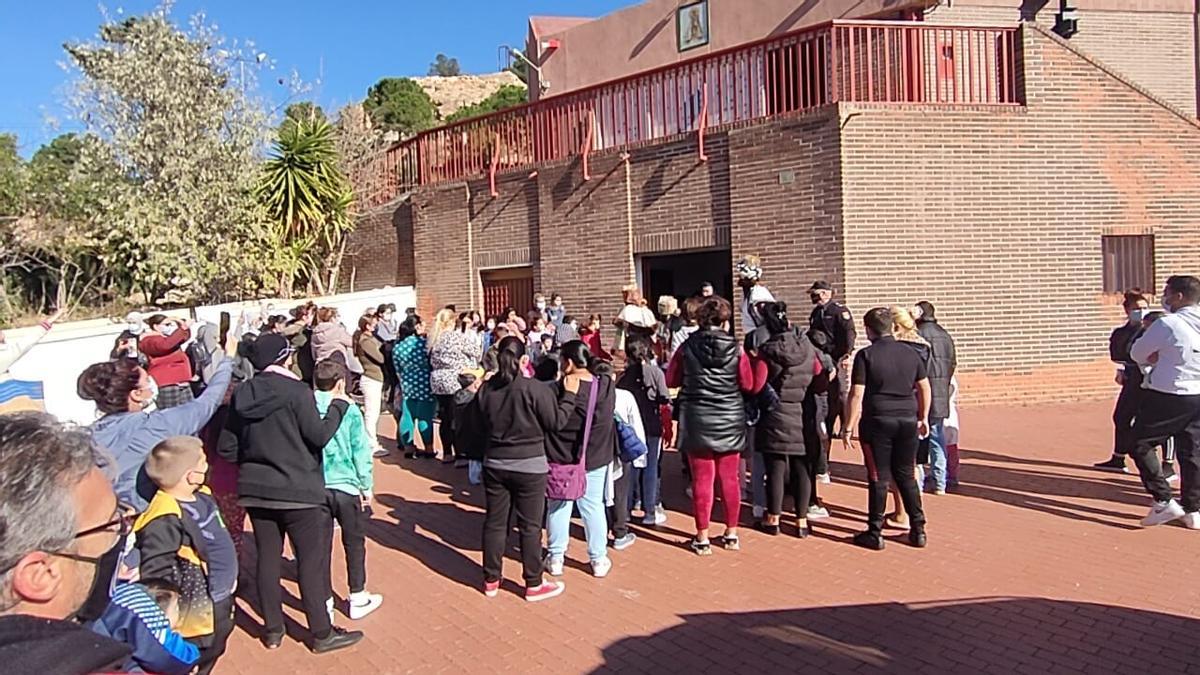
[{"x1": 688, "y1": 449, "x2": 742, "y2": 531}]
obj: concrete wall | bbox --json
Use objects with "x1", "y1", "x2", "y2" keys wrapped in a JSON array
[
  {"x1": 5, "y1": 287, "x2": 414, "y2": 425},
  {"x1": 527, "y1": 0, "x2": 926, "y2": 101},
  {"x1": 527, "y1": 0, "x2": 1197, "y2": 119}
]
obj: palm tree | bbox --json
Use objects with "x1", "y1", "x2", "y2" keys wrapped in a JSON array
[{"x1": 257, "y1": 115, "x2": 353, "y2": 296}]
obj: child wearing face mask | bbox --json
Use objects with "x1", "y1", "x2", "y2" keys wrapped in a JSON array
[{"x1": 135, "y1": 436, "x2": 237, "y2": 675}]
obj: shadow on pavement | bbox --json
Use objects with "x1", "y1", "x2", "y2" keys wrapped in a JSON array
[
  {"x1": 827, "y1": 442, "x2": 1149, "y2": 530},
  {"x1": 590, "y1": 597, "x2": 1197, "y2": 673}
]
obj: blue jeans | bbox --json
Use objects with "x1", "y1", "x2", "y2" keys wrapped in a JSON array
[
  {"x1": 919, "y1": 421, "x2": 948, "y2": 491},
  {"x1": 547, "y1": 465, "x2": 609, "y2": 564},
  {"x1": 629, "y1": 436, "x2": 662, "y2": 513},
  {"x1": 751, "y1": 451, "x2": 767, "y2": 512}
]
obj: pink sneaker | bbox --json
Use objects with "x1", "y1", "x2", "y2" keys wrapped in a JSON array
[
  {"x1": 524, "y1": 580, "x2": 565, "y2": 603},
  {"x1": 483, "y1": 580, "x2": 500, "y2": 598}
]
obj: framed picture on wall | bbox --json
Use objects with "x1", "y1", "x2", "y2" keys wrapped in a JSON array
[{"x1": 677, "y1": 0, "x2": 710, "y2": 52}]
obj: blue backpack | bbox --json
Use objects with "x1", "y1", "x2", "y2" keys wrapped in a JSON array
[{"x1": 615, "y1": 418, "x2": 648, "y2": 463}]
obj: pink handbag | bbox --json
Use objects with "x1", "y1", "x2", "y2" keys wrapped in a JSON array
[{"x1": 546, "y1": 378, "x2": 598, "y2": 501}]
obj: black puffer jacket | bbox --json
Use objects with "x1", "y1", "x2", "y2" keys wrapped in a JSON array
[
  {"x1": 677, "y1": 329, "x2": 746, "y2": 454},
  {"x1": 916, "y1": 320, "x2": 956, "y2": 421},
  {"x1": 755, "y1": 330, "x2": 817, "y2": 456}
]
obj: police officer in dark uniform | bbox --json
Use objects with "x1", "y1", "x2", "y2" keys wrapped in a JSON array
[
  {"x1": 1096, "y1": 290, "x2": 1150, "y2": 473},
  {"x1": 1094, "y1": 289, "x2": 1177, "y2": 480},
  {"x1": 808, "y1": 281, "x2": 856, "y2": 481}
]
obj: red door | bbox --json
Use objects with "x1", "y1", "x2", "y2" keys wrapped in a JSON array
[{"x1": 481, "y1": 267, "x2": 535, "y2": 320}]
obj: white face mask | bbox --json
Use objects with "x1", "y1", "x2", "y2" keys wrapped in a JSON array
[
  {"x1": 536, "y1": 302, "x2": 547, "y2": 310},
  {"x1": 160, "y1": 323, "x2": 178, "y2": 337},
  {"x1": 1162, "y1": 298, "x2": 1175, "y2": 314}
]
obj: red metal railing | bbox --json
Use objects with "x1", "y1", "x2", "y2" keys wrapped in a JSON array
[{"x1": 361, "y1": 20, "x2": 1020, "y2": 207}]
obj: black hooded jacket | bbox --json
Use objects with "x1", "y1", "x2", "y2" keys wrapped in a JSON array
[
  {"x1": 755, "y1": 330, "x2": 818, "y2": 456},
  {"x1": 218, "y1": 371, "x2": 348, "y2": 505}
]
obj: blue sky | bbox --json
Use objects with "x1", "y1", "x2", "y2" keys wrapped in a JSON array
[{"x1": 0, "y1": 0, "x2": 636, "y2": 155}]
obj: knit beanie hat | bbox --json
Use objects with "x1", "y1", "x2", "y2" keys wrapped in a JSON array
[{"x1": 145, "y1": 436, "x2": 203, "y2": 489}]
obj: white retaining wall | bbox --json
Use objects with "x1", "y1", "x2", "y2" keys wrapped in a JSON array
[{"x1": 4, "y1": 286, "x2": 415, "y2": 425}]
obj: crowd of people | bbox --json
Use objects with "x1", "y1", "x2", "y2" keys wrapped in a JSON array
[{"x1": 2, "y1": 262, "x2": 1198, "y2": 673}]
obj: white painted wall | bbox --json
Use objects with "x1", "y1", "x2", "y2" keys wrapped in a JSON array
[{"x1": 4, "y1": 286, "x2": 415, "y2": 425}]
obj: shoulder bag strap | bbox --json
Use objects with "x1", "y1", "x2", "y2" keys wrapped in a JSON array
[{"x1": 577, "y1": 377, "x2": 600, "y2": 467}]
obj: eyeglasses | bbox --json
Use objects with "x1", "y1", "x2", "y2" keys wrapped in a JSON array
[
  {"x1": 0, "y1": 503, "x2": 134, "y2": 573},
  {"x1": 74, "y1": 503, "x2": 135, "y2": 540},
  {"x1": 54, "y1": 502, "x2": 134, "y2": 565}
]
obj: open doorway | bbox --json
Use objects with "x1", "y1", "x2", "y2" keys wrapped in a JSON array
[{"x1": 638, "y1": 249, "x2": 732, "y2": 306}]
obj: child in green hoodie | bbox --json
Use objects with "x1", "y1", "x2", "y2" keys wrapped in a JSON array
[{"x1": 314, "y1": 359, "x2": 383, "y2": 620}]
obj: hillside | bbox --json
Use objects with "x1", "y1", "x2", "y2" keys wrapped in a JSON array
[{"x1": 413, "y1": 72, "x2": 524, "y2": 119}]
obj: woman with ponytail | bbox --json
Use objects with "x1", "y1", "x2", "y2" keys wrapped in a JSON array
[
  {"x1": 475, "y1": 336, "x2": 579, "y2": 601},
  {"x1": 543, "y1": 341, "x2": 621, "y2": 579}
]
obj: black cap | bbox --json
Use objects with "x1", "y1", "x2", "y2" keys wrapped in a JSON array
[
  {"x1": 249, "y1": 333, "x2": 293, "y2": 371},
  {"x1": 809, "y1": 280, "x2": 833, "y2": 292}
]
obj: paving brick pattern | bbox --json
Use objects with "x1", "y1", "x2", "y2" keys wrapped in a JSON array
[{"x1": 220, "y1": 400, "x2": 1200, "y2": 674}]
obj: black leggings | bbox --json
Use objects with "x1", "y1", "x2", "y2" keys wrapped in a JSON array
[
  {"x1": 436, "y1": 394, "x2": 457, "y2": 459},
  {"x1": 765, "y1": 453, "x2": 812, "y2": 518}
]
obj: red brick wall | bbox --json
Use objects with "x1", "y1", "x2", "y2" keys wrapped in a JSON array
[
  {"x1": 411, "y1": 183, "x2": 472, "y2": 318},
  {"x1": 343, "y1": 201, "x2": 415, "y2": 292},
  {"x1": 930, "y1": 4, "x2": 1198, "y2": 117},
  {"x1": 838, "y1": 23, "x2": 1200, "y2": 404},
  {"x1": 728, "y1": 109, "x2": 846, "y2": 334},
  {"x1": 371, "y1": 23, "x2": 1200, "y2": 405}
]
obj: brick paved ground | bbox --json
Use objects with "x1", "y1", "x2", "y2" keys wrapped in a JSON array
[{"x1": 221, "y1": 400, "x2": 1200, "y2": 674}]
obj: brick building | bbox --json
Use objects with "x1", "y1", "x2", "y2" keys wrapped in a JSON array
[{"x1": 349, "y1": 1, "x2": 1200, "y2": 404}]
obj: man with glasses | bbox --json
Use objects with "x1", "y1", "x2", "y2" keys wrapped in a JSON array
[{"x1": 0, "y1": 412, "x2": 133, "y2": 673}]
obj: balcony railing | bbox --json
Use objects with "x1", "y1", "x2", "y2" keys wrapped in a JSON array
[{"x1": 361, "y1": 19, "x2": 1020, "y2": 207}]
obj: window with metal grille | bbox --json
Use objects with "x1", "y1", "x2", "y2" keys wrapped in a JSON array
[{"x1": 1101, "y1": 235, "x2": 1155, "y2": 294}]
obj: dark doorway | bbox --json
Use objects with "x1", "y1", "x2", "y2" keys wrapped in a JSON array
[{"x1": 639, "y1": 249, "x2": 732, "y2": 307}]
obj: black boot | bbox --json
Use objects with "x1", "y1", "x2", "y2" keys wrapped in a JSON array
[
  {"x1": 853, "y1": 531, "x2": 885, "y2": 550},
  {"x1": 909, "y1": 527, "x2": 927, "y2": 548}
]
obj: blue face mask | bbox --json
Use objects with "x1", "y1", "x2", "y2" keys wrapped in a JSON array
[{"x1": 1129, "y1": 309, "x2": 1147, "y2": 323}]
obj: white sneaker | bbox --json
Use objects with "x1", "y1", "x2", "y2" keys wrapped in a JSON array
[
  {"x1": 654, "y1": 505, "x2": 668, "y2": 525},
  {"x1": 1141, "y1": 499, "x2": 1185, "y2": 527},
  {"x1": 591, "y1": 557, "x2": 612, "y2": 578},
  {"x1": 818, "y1": 473, "x2": 831, "y2": 485},
  {"x1": 544, "y1": 554, "x2": 564, "y2": 577},
  {"x1": 1184, "y1": 512, "x2": 1200, "y2": 530},
  {"x1": 1166, "y1": 472, "x2": 1180, "y2": 484},
  {"x1": 807, "y1": 505, "x2": 831, "y2": 520},
  {"x1": 348, "y1": 592, "x2": 383, "y2": 620},
  {"x1": 372, "y1": 446, "x2": 390, "y2": 458}
]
